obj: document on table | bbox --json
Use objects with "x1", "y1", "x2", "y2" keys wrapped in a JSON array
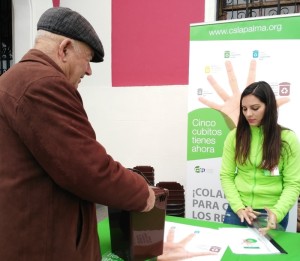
[
  {"x1": 159, "y1": 221, "x2": 228, "y2": 261},
  {"x1": 219, "y1": 227, "x2": 281, "y2": 255}
]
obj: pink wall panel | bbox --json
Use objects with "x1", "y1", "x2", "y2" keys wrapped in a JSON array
[
  {"x1": 112, "y1": 0, "x2": 205, "y2": 87},
  {"x1": 52, "y1": 0, "x2": 60, "y2": 7}
]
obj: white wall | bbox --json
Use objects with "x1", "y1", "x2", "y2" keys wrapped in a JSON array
[
  {"x1": 205, "y1": 0, "x2": 217, "y2": 22},
  {"x1": 12, "y1": 0, "x2": 216, "y2": 188},
  {"x1": 12, "y1": 0, "x2": 298, "y2": 233},
  {"x1": 12, "y1": 0, "x2": 55, "y2": 62}
]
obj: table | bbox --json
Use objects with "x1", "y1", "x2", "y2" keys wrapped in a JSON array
[{"x1": 97, "y1": 215, "x2": 300, "y2": 260}]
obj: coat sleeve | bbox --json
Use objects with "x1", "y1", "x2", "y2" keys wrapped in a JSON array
[
  {"x1": 220, "y1": 129, "x2": 245, "y2": 213},
  {"x1": 271, "y1": 130, "x2": 300, "y2": 222},
  {"x1": 14, "y1": 76, "x2": 149, "y2": 212}
]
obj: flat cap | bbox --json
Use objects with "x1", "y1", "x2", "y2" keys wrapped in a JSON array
[{"x1": 37, "y1": 7, "x2": 104, "y2": 63}]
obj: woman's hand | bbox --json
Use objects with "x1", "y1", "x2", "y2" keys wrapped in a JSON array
[
  {"x1": 236, "y1": 206, "x2": 260, "y2": 225},
  {"x1": 258, "y1": 208, "x2": 277, "y2": 235},
  {"x1": 237, "y1": 207, "x2": 277, "y2": 235}
]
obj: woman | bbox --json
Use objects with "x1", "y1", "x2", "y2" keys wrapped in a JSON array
[{"x1": 220, "y1": 81, "x2": 300, "y2": 234}]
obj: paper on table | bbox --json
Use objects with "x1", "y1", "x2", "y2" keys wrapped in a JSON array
[
  {"x1": 158, "y1": 221, "x2": 228, "y2": 261},
  {"x1": 219, "y1": 227, "x2": 281, "y2": 255}
]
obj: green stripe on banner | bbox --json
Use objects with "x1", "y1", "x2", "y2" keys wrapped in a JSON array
[{"x1": 190, "y1": 15, "x2": 300, "y2": 41}]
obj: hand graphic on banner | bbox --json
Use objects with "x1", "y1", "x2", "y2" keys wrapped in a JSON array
[
  {"x1": 198, "y1": 60, "x2": 290, "y2": 126},
  {"x1": 157, "y1": 227, "x2": 216, "y2": 260}
]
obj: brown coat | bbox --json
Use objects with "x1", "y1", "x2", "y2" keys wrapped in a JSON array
[{"x1": 0, "y1": 49, "x2": 149, "y2": 261}]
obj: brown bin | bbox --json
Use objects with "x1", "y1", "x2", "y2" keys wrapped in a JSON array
[{"x1": 108, "y1": 186, "x2": 169, "y2": 261}]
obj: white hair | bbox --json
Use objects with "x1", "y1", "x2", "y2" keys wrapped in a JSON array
[{"x1": 35, "y1": 30, "x2": 83, "y2": 54}]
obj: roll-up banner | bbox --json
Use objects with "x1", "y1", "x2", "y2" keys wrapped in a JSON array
[{"x1": 187, "y1": 14, "x2": 300, "y2": 232}]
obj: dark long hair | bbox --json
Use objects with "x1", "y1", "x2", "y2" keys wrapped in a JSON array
[{"x1": 235, "y1": 81, "x2": 283, "y2": 171}]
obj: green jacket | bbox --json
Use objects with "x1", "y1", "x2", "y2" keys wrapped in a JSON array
[{"x1": 220, "y1": 126, "x2": 300, "y2": 222}]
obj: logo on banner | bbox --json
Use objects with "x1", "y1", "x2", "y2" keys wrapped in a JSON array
[
  {"x1": 279, "y1": 82, "x2": 290, "y2": 96},
  {"x1": 194, "y1": 166, "x2": 213, "y2": 174},
  {"x1": 224, "y1": 50, "x2": 241, "y2": 58},
  {"x1": 252, "y1": 49, "x2": 270, "y2": 60},
  {"x1": 253, "y1": 50, "x2": 259, "y2": 58}
]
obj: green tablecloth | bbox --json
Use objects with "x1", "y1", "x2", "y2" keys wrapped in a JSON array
[{"x1": 97, "y1": 215, "x2": 300, "y2": 260}]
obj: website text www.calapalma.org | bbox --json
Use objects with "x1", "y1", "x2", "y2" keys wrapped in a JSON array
[{"x1": 208, "y1": 23, "x2": 282, "y2": 36}]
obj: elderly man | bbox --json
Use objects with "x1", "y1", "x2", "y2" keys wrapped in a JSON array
[{"x1": 0, "y1": 7, "x2": 155, "y2": 261}]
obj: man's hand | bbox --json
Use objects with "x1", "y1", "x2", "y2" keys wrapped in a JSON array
[{"x1": 141, "y1": 186, "x2": 155, "y2": 212}]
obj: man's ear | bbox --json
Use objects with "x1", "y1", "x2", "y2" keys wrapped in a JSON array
[{"x1": 58, "y1": 38, "x2": 73, "y2": 62}]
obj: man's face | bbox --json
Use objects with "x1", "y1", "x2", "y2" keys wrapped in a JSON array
[{"x1": 66, "y1": 41, "x2": 93, "y2": 89}]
